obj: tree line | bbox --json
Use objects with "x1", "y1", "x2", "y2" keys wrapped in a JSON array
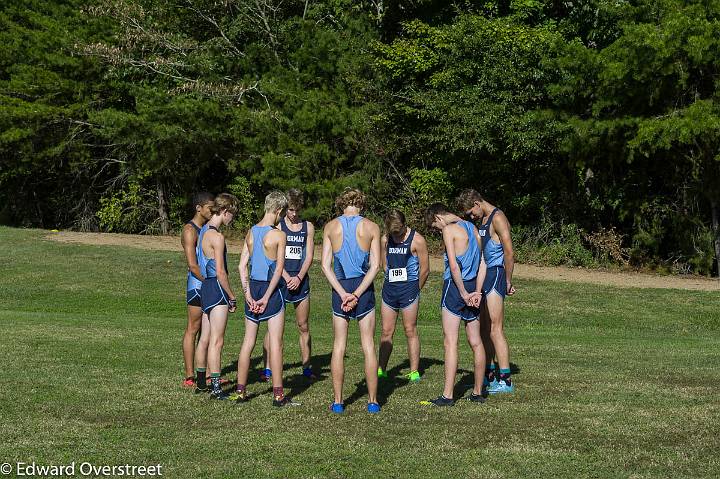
[{"x1": 1, "y1": 0, "x2": 719, "y2": 275}]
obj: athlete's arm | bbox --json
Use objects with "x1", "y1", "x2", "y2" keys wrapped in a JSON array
[
  {"x1": 256, "y1": 231, "x2": 286, "y2": 314},
  {"x1": 495, "y1": 211, "x2": 516, "y2": 295},
  {"x1": 412, "y1": 233, "x2": 430, "y2": 289},
  {"x1": 296, "y1": 221, "x2": 315, "y2": 281},
  {"x1": 352, "y1": 220, "x2": 381, "y2": 298},
  {"x1": 444, "y1": 226, "x2": 471, "y2": 303},
  {"x1": 320, "y1": 221, "x2": 349, "y2": 297},
  {"x1": 181, "y1": 225, "x2": 204, "y2": 281},
  {"x1": 239, "y1": 231, "x2": 254, "y2": 309},
  {"x1": 380, "y1": 235, "x2": 388, "y2": 272},
  {"x1": 211, "y1": 232, "x2": 235, "y2": 303}
]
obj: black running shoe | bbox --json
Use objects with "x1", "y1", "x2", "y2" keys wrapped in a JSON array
[
  {"x1": 422, "y1": 395, "x2": 454, "y2": 407},
  {"x1": 209, "y1": 389, "x2": 230, "y2": 400},
  {"x1": 272, "y1": 396, "x2": 302, "y2": 407},
  {"x1": 467, "y1": 392, "x2": 487, "y2": 403},
  {"x1": 194, "y1": 386, "x2": 209, "y2": 394}
]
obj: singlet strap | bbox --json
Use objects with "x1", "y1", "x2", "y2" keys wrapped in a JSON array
[
  {"x1": 187, "y1": 221, "x2": 201, "y2": 233},
  {"x1": 482, "y1": 208, "x2": 500, "y2": 229},
  {"x1": 208, "y1": 225, "x2": 219, "y2": 232}
]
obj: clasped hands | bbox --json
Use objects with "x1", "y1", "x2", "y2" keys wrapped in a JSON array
[
  {"x1": 245, "y1": 293, "x2": 268, "y2": 314},
  {"x1": 340, "y1": 292, "x2": 358, "y2": 312}
]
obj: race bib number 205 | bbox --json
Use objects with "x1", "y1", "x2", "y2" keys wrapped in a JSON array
[
  {"x1": 285, "y1": 245, "x2": 302, "y2": 260},
  {"x1": 388, "y1": 268, "x2": 408, "y2": 283}
]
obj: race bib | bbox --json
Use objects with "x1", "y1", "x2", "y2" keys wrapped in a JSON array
[
  {"x1": 388, "y1": 268, "x2": 408, "y2": 283},
  {"x1": 285, "y1": 245, "x2": 302, "y2": 260}
]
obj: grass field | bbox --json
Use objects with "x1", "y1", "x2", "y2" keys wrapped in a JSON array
[{"x1": 1, "y1": 226, "x2": 719, "y2": 478}]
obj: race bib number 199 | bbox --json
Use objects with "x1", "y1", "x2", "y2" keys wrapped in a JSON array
[
  {"x1": 285, "y1": 246, "x2": 302, "y2": 260},
  {"x1": 388, "y1": 268, "x2": 408, "y2": 283}
]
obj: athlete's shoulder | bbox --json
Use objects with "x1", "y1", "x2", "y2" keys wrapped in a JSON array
[
  {"x1": 181, "y1": 223, "x2": 197, "y2": 245},
  {"x1": 324, "y1": 217, "x2": 340, "y2": 233},
  {"x1": 360, "y1": 217, "x2": 380, "y2": 234}
]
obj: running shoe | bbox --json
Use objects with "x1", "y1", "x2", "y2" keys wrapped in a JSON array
[
  {"x1": 302, "y1": 367, "x2": 318, "y2": 380},
  {"x1": 273, "y1": 396, "x2": 302, "y2": 407},
  {"x1": 209, "y1": 389, "x2": 230, "y2": 400},
  {"x1": 487, "y1": 379, "x2": 515, "y2": 394},
  {"x1": 229, "y1": 390, "x2": 248, "y2": 403},
  {"x1": 377, "y1": 367, "x2": 388, "y2": 379},
  {"x1": 420, "y1": 395, "x2": 455, "y2": 407},
  {"x1": 406, "y1": 371, "x2": 421, "y2": 383},
  {"x1": 194, "y1": 386, "x2": 209, "y2": 394},
  {"x1": 182, "y1": 377, "x2": 196, "y2": 388},
  {"x1": 330, "y1": 402, "x2": 345, "y2": 414},
  {"x1": 367, "y1": 402, "x2": 381, "y2": 414},
  {"x1": 467, "y1": 392, "x2": 487, "y2": 403},
  {"x1": 259, "y1": 368, "x2": 272, "y2": 382}
]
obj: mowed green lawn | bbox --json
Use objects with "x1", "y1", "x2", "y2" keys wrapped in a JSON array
[{"x1": 1, "y1": 226, "x2": 719, "y2": 478}]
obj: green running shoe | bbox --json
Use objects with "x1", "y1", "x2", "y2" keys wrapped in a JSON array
[
  {"x1": 406, "y1": 370, "x2": 421, "y2": 383},
  {"x1": 377, "y1": 367, "x2": 388, "y2": 379}
]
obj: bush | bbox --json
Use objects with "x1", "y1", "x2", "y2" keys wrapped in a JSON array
[{"x1": 513, "y1": 216, "x2": 596, "y2": 267}]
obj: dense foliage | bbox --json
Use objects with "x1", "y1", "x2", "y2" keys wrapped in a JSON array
[{"x1": 1, "y1": 0, "x2": 719, "y2": 274}]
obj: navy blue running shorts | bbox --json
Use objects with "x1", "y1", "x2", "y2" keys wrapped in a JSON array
[
  {"x1": 441, "y1": 278, "x2": 480, "y2": 321},
  {"x1": 186, "y1": 288, "x2": 202, "y2": 307},
  {"x1": 482, "y1": 266, "x2": 507, "y2": 299},
  {"x1": 280, "y1": 275, "x2": 310, "y2": 304},
  {"x1": 381, "y1": 280, "x2": 420, "y2": 311},
  {"x1": 332, "y1": 277, "x2": 375, "y2": 320},
  {"x1": 245, "y1": 279, "x2": 285, "y2": 323},
  {"x1": 201, "y1": 278, "x2": 229, "y2": 314}
]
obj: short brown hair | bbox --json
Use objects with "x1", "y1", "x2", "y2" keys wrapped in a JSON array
[
  {"x1": 287, "y1": 188, "x2": 304, "y2": 210},
  {"x1": 335, "y1": 187, "x2": 365, "y2": 212},
  {"x1": 264, "y1": 190, "x2": 288, "y2": 214},
  {"x1": 384, "y1": 209, "x2": 407, "y2": 237},
  {"x1": 211, "y1": 193, "x2": 240, "y2": 215},
  {"x1": 424, "y1": 203, "x2": 452, "y2": 227},
  {"x1": 456, "y1": 189, "x2": 484, "y2": 211}
]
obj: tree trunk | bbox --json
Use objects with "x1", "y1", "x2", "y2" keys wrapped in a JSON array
[
  {"x1": 156, "y1": 178, "x2": 170, "y2": 235},
  {"x1": 712, "y1": 199, "x2": 720, "y2": 278}
]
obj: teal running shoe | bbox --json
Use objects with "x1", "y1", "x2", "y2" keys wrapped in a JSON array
[{"x1": 487, "y1": 379, "x2": 515, "y2": 394}]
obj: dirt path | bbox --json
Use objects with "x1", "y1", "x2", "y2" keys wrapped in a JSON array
[{"x1": 46, "y1": 231, "x2": 720, "y2": 291}]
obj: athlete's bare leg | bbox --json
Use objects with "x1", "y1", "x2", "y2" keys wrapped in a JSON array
[
  {"x1": 330, "y1": 315, "x2": 349, "y2": 404},
  {"x1": 183, "y1": 305, "x2": 203, "y2": 378},
  {"x1": 207, "y1": 306, "x2": 229, "y2": 375},
  {"x1": 358, "y1": 311, "x2": 378, "y2": 404},
  {"x1": 464, "y1": 319, "x2": 486, "y2": 395},
  {"x1": 294, "y1": 298, "x2": 312, "y2": 368},
  {"x1": 441, "y1": 309, "x2": 460, "y2": 399},
  {"x1": 401, "y1": 301, "x2": 421, "y2": 373},
  {"x1": 237, "y1": 319, "x2": 260, "y2": 387},
  {"x1": 267, "y1": 311, "x2": 286, "y2": 390},
  {"x1": 195, "y1": 312, "x2": 211, "y2": 372},
  {"x1": 378, "y1": 303, "x2": 398, "y2": 372},
  {"x1": 485, "y1": 293, "x2": 510, "y2": 371}
]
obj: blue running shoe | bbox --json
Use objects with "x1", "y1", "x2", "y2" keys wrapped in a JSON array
[
  {"x1": 483, "y1": 376, "x2": 499, "y2": 388},
  {"x1": 367, "y1": 402, "x2": 381, "y2": 414},
  {"x1": 330, "y1": 402, "x2": 345, "y2": 414},
  {"x1": 259, "y1": 368, "x2": 272, "y2": 382},
  {"x1": 487, "y1": 379, "x2": 515, "y2": 394}
]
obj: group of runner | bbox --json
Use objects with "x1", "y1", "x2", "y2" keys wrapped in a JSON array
[{"x1": 180, "y1": 187, "x2": 515, "y2": 413}]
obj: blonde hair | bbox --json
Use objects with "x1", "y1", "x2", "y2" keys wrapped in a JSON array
[
  {"x1": 335, "y1": 187, "x2": 365, "y2": 212},
  {"x1": 211, "y1": 193, "x2": 240, "y2": 215},
  {"x1": 384, "y1": 209, "x2": 407, "y2": 237},
  {"x1": 264, "y1": 190, "x2": 288, "y2": 214},
  {"x1": 456, "y1": 189, "x2": 484, "y2": 211},
  {"x1": 287, "y1": 188, "x2": 304, "y2": 210}
]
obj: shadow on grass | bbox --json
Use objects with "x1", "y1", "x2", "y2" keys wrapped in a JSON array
[{"x1": 344, "y1": 356, "x2": 444, "y2": 407}]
